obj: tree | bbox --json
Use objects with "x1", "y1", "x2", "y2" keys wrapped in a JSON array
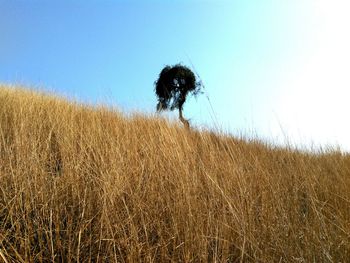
[{"x1": 154, "y1": 64, "x2": 202, "y2": 128}]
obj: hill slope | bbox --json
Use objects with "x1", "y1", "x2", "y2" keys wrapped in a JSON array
[{"x1": 0, "y1": 85, "x2": 349, "y2": 262}]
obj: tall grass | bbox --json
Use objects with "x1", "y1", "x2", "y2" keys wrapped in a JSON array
[{"x1": 0, "y1": 85, "x2": 349, "y2": 262}]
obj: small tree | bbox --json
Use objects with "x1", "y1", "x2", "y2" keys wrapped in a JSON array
[{"x1": 155, "y1": 64, "x2": 202, "y2": 128}]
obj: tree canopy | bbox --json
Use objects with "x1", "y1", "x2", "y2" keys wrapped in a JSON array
[{"x1": 155, "y1": 64, "x2": 202, "y2": 112}]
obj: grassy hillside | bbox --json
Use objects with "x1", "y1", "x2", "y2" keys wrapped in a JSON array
[{"x1": 0, "y1": 85, "x2": 349, "y2": 262}]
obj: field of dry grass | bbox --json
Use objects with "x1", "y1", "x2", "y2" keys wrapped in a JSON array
[{"x1": 0, "y1": 85, "x2": 349, "y2": 262}]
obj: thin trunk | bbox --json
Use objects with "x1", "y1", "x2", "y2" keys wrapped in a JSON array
[{"x1": 179, "y1": 108, "x2": 190, "y2": 129}]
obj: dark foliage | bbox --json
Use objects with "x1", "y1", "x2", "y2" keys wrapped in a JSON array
[{"x1": 155, "y1": 64, "x2": 202, "y2": 112}]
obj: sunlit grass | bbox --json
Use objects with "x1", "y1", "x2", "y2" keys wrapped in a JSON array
[{"x1": 0, "y1": 85, "x2": 349, "y2": 262}]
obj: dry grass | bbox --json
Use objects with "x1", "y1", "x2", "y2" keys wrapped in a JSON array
[{"x1": 0, "y1": 85, "x2": 349, "y2": 262}]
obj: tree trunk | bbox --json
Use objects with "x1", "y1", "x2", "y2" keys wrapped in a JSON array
[{"x1": 179, "y1": 108, "x2": 190, "y2": 129}]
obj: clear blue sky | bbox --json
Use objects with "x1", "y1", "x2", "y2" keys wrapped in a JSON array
[{"x1": 1, "y1": 0, "x2": 350, "y2": 151}]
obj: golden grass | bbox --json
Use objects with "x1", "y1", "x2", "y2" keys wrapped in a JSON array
[{"x1": 0, "y1": 85, "x2": 349, "y2": 262}]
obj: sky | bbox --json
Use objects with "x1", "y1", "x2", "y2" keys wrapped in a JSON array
[{"x1": 1, "y1": 0, "x2": 350, "y2": 151}]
